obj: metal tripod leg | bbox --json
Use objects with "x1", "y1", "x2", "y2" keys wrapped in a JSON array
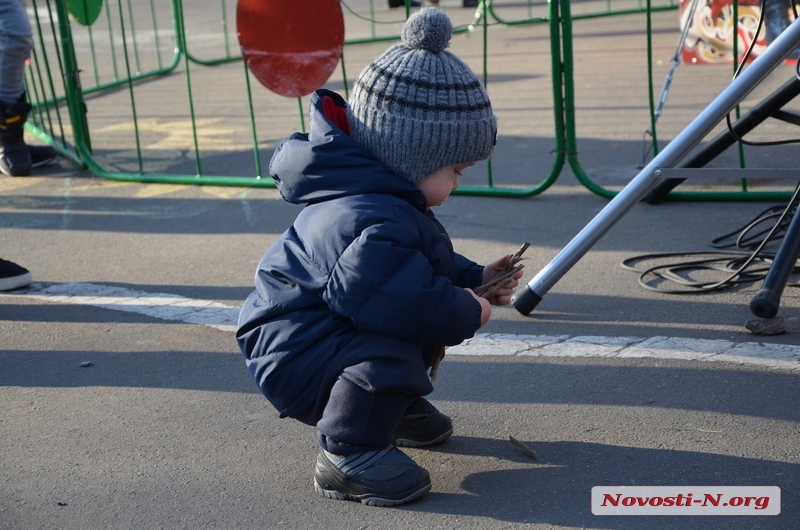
[
  {"x1": 750, "y1": 205, "x2": 800, "y2": 318},
  {"x1": 644, "y1": 76, "x2": 800, "y2": 204},
  {"x1": 512, "y1": 19, "x2": 800, "y2": 315}
]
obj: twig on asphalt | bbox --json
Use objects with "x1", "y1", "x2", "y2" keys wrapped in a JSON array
[{"x1": 509, "y1": 436, "x2": 539, "y2": 460}]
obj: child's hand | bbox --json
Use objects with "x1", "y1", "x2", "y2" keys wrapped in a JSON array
[
  {"x1": 481, "y1": 255, "x2": 524, "y2": 306},
  {"x1": 466, "y1": 288, "x2": 492, "y2": 328}
]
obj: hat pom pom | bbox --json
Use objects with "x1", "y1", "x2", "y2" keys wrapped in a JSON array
[{"x1": 401, "y1": 8, "x2": 452, "y2": 53}]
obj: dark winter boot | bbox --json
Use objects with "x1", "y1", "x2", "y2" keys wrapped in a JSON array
[
  {"x1": 393, "y1": 397, "x2": 453, "y2": 448},
  {"x1": 0, "y1": 97, "x2": 33, "y2": 176},
  {"x1": 314, "y1": 446, "x2": 431, "y2": 506}
]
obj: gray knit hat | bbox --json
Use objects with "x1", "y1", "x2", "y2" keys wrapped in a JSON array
[{"x1": 347, "y1": 7, "x2": 497, "y2": 184}]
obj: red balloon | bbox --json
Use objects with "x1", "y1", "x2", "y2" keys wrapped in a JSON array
[{"x1": 237, "y1": 0, "x2": 345, "y2": 97}]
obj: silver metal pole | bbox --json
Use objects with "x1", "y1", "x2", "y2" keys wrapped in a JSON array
[{"x1": 513, "y1": 19, "x2": 800, "y2": 315}]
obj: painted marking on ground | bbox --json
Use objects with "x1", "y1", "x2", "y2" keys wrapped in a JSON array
[
  {"x1": 10, "y1": 282, "x2": 238, "y2": 332},
  {"x1": 0, "y1": 176, "x2": 44, "y2": 193},
  {"x1": 135, "y1": 184, "x2": 192, "y2": 198},
  {"x1": 5, "y1": 282, "x2": 800, "y2": 371},
  {"x1": 98, "y1": 118, "x2": 246, "y2": 152}
]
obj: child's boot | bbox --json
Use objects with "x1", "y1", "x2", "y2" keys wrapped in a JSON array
[
  {"x1": 314, "y1": 445, "x2": 431, "y2": 506},
  {"x1": 393, "y1": 397, "x2": 453, "y2": 448},
  {"x1": 0, "y1": 97, "x2": 33, "y2": 176}
]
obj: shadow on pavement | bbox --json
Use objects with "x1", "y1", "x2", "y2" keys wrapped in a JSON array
[
  {"x1": 2, "y1": 344, "x2": 798, "y2": 423},
  {"x1": 416, "y1": 438, "x2": 798, "y2": 528}
]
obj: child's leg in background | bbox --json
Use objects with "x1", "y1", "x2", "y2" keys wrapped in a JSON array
[{"x1": 0, "y1": 0, "x2": 33, "y2": 102}]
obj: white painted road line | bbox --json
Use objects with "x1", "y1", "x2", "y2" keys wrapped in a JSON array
[
  {"x1": 449, "y1": 335, "x2": 800, "y2": 371},
  {"x1": 12, "y1": 282, "x2": 239, "y2": 332},
  {"x1": 4, "y1": 282, "x2": 800, "y2": 371}
]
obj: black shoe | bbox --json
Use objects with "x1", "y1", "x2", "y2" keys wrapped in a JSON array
[
  {"x1": 0, "y1": 135, "x2": 31, "y2": 176},
  {"x1": 29, "y1": 144, "x2": 58, "y2": 169},
  {"x1": 463, "y1": 0, "x2": 480, "y2": 6},
  {"x1": 0, "y1": 144, "x2": 57, "y2": 176},
  {"x1": 393, "y1": 397, "x2": 453, "y2": 448},
  {"x1": 0, "y1": 258, "x2": 32, "y2": 291},
  {"x1": 314, "y1": 446, "x2": 431, "y2": 506},
  {"x1": 388, "y1": 0, "x2": 422, "y2": 7},
  {"x1": 0, "y1": 98, "x2": 33, "y2": 177}
]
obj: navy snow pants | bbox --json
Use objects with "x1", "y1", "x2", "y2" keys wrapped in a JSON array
[{"x1": 295, "y1": 332, "x2": 439, "y2": 456}]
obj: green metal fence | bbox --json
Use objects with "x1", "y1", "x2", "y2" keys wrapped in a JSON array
[{"x1": 23, "y1": 0, "x2": 798, "y2": 201}]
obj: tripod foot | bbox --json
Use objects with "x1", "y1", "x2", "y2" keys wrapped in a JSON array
[
  {"x1": 749, "y1": 288, "x2": 781, "y2": 319},
  {"x1": 512, "y1": 286, "x2": 542, "y2": 316}
]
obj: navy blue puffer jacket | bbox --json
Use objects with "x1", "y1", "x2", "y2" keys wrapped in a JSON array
[{"x1": 237, "y1": 89, "x2": 484, "y2": 420}]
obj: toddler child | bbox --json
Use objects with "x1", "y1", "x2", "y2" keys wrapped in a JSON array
[{"x1": 237, "y1": 7, "x2": 522, "y2": 507}]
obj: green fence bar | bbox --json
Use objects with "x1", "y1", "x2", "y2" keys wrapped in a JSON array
[
  {"x1": 21, "y1": 0, "x2": 797, "y2": 202},
  {"x1": 457, "y1": 0, "x2": 564, "y2": 197}
]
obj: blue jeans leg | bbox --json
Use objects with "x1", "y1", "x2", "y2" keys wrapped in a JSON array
[{"x1": 0, "y1": 0, "x2": 33, "y2": 103}]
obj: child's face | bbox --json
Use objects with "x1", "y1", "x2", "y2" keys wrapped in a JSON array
[{"x1": 415, "y1": 162, "x2": 474, "y2": 207}]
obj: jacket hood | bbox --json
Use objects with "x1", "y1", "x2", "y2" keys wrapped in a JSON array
[{"x1": 269, "y1": 89, "x2": 426, "y2": 207}]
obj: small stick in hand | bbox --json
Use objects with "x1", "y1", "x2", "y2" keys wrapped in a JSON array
[
  {"x1": 474, "y1": 242, "x2": 530, "y2": 299},
  {"x1": 433, "y1": 244, "x2": 531, "y2": 385},
  {"x1": 474, "y1": 265, "x2": 525, "y2": 298}
]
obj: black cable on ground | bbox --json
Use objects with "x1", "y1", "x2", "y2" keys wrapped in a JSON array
[{"x1": 622, "y1": 181, "x2": 800, "y2": 294}]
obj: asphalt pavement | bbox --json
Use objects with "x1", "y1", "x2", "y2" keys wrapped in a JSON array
[{"x1": 2, "y1": 2, "x2": 800, "y2": 529}]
